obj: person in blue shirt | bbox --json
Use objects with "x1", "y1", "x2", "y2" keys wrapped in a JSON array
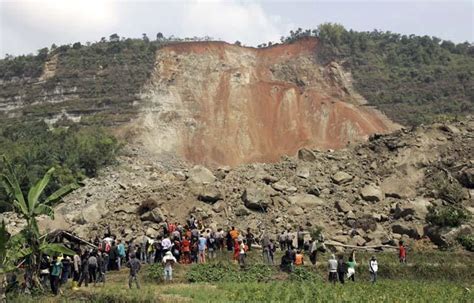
[
  {"x1": 198, "y1": 235, "x2": 207, "y2": 263},
  {"x1": 117, "y1": 240, "x2": 126, "y2": 270}
]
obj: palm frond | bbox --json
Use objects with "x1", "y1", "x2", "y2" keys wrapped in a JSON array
[
  {"x1": 44, "y1": 182, "x2": 80, "y2": 205},
  {"x1": 27, "y1": 167, "x2": 55, "y2": 215}
]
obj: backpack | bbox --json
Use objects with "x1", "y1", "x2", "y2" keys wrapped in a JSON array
[{"x1": 104, "y1": 242, "x2": 111, "y2": 253}]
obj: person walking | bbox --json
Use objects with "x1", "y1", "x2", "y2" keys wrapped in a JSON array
[
  {"x1": 162, "y1": 251, "x2": 177, "y2": 282},
  {"x1": 369, "y1": 256, "x2": 378, "y2": 284},
  {"x1": 207, "y1": 233, "x2": 217, "y2": 260},
  {"x1": 50, "y1": 255, "x2": 63, "y2": 296},
  {"x1": 97, "y1": 251, "x2": 106, "y2": 284},
  {"x1": 261, "y1": 232, "x2": 272, "y2": 265},
  {"x1": 327, "y1": 254, "x2": 338, "y2": 284},
  {"x1": 127, "y1": 253, "x2": 141, "y2": 289}
]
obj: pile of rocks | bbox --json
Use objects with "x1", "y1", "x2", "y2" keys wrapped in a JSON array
[{"x1": 4, "y1": 119, "x2": 473, "y2": 250}]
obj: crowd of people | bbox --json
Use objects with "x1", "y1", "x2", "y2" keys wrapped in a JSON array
[{"x1": 38, "y1": 217, "x2": 408, "y2": 295}]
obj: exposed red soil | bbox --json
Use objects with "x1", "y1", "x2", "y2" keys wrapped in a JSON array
[{"x1": 143, "y1": 38, "x2": 398, "y2": 167}]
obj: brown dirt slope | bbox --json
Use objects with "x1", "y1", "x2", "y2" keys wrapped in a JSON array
[{"x1": 136, "y1": 38, "x2": 399, "y2": 167}]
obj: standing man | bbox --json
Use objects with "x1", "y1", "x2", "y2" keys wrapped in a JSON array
[
  {"x1": 327, "y1": 254, "x2": 338, "y2": 284},
  {"x1": 72, "y1": 250, "x2": 81, "y2": 290},
  {"x1": 297, "y1": 226, "x2": 305, "y2": 251},
  {"x1": 245, "y1": 228, "x2": 254, "y2": 251},
  {"x1": 50, "y1": 255, "x2": 63, "y2": 296},
  {"x1": 162, "y1": 251, "x2": 177, "y2": 282},
  {"x1": 369, "y1": 256, "x2": 378, "y2": 284},
  {"x1": 127, "y1": 253, "x2": 141, "y2": 289}
]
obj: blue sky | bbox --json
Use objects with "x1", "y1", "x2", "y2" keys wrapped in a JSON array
[{"x1": 1, "y1": 0, "x2": 472, "y2": 57}]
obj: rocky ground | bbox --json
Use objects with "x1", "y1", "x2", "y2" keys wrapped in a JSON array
[{"x1": 3, "y1": 118, "x2": 473, "y2": 251}]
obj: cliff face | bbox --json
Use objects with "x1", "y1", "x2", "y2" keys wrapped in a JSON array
[{"x1": 138, "y1": 38, "x2": 398, "y2": 167}]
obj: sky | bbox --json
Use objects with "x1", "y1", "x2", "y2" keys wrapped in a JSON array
[{"x1": 0, "y1": 0, "x2": 473, "y2": 57}]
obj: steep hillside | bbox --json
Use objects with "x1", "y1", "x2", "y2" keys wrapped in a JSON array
[{"x1": 136, "y1": 38, "x2": 397, "y2": 166}]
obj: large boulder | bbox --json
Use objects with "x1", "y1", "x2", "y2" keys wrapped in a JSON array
[
  {"x1": 212, "y1": 201, "x2": 226, "y2": 213},
  {"x1": 335, "y1": 200, "x2": 352, "y2": 213},
  {"x1": 235, "y1": 205, "x2": 251, "y2": 216},
  {"x1": 288, "y1": 194, "x2": 325, "y2": 209},
  {"x1": 391, "y1": 223, "x2": 423, "y2": 239},
  {"x1": 457, "y1": 167, "x2": 474, "y2": 189},
  {"x1": 191, "y1": 184, "x2": 223, "y2": 203},
  {"x1": 81, "y1": 201, "x2": 108, "y2": 224},
  {"x1": 381, "y1": 175, "x2": 417, "y2": 199},
  {"x1": 140, "y1": 208, "x2": 164, "y2": 223},
  {"x1": 425, "y1": 224, "x2": 472, "y2": 247},
  {"x1": 187, "y1": 165, "x2": 216, "y2": 184},
  {"x1": 394, "y1": 199, "x2": 430, "y2": 220},
  {"x1": 298, "y1": 148, "x2": 317, "y2": 161},
  {"x1": 360, "y1": 184, "x2": 384, "y2": 202},
  {"x1": 242, "y1": 184, "x2": 272, "y2": 211},
  {"x1": 331, "y1": 172, "x2": 353, "y2": 185},
  {"x1": 348, "y1": 235, "x2": 366, "y2": 246}
]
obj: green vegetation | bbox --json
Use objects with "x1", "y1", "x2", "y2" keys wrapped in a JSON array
[
  {"x1": 0, "y1": 160, "x2": 76, "y2": 293},
  {"x1": 426, "y1": 205, "x2": 471, "y2": 227},
  {"x1": 281, "y1": 24, "x2": 474, "y2": 126},
  {"x1": 0, "y1": 122, "x2": 120, "y2": 212},
  {"x1": 457, "y1": 234, "x2": 474, "y2": 252},
  {"x1": 186, "y1": 263, "x2": 275, "y2": 283}
]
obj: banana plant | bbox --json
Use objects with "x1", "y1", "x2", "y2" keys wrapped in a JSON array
[{"x1": 0, "y1": 156, "x2": 78, "y2": 289}]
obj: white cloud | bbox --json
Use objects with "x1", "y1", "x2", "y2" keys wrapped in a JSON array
[
  {"x1": 176, "y1": 0, "x2": 289, "y2": 45},
  {"x1": 4, "y1": 0, "x2": 119, "y2": 32}
]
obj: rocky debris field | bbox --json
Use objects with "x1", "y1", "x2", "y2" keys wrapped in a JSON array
[{"x1": 3, "y1": 118, "x2": 473, "y2": 251}]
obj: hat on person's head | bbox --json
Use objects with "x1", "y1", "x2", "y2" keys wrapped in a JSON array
[
  {"x1": 371, "y1": 255, "x2": 376, "y2": 260},
  {"x1": 165, "y1": 251, "x2": 173, "y2": 256}
]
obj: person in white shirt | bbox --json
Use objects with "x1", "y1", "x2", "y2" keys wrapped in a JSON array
[
  {"x1": 161, "y1": 237, "x2": 172, "y2": 253},
  {"x1": 162, "y1": 251, "x2": 177, "y2": 281},
  {"x1": 369, "y1": 256, "x2": 378, "y2": 283}
]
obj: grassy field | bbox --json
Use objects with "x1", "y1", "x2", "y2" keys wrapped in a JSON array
[{"x1": 6, "y1": 250, "x2": 474, "y2": 302}]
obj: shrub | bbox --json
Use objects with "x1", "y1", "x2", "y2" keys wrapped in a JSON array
[
  {"x1": 187, "y1": 262, "x2": 276, "y2": 283},
  {"x1": 289, "y1": 266, "x2": 320, "y2": 282},
  {"x1": 427, "y1": 172, "x2": 465, "y2": 203},
  {"x1": 426, "y1": 206, "x2": 471, "y2": 227},
  {"x1": 146, "y1": 263, "x2": 164, "y2": 282},
  {"x1": 457, "y1": 234, "x2": 474, "y2": 252}
]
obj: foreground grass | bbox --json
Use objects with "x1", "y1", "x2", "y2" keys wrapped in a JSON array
[{"x1": 9, "y1": 280, "x2": 473, "y2": 303}]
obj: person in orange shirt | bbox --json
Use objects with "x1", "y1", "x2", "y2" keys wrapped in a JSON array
[
  {"x1": 295, "y1": 250, "x2": 304, "y2": 266},
  {"x1": 229, "y1": 226, "x2": 240, "y2": 240}
]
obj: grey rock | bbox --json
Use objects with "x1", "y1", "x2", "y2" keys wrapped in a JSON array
[
  {"x1": 360, "y1": 184, "x2": 384, "y2": 202},
  {"x1": 242, "y1": 184, "x2": 272, "y2": 211},
  {"x1": 287, "y1": 194, "x2": 325, "y2": 209},
  {"x1": 331, "y1": 172, "x2": 353, "y2": 185},
  {"x1": 298, "y1": 148, "x2": 317, "y2": 162},
  {"x1": 391, "y1": 223, "x2": 423, "y2": 239},
  {"x1": 187, "y1": 165, "x2": 216, "y2": 184},
  {"x1": 335, "y1": 200, "x2": 352, "y2": 213}
]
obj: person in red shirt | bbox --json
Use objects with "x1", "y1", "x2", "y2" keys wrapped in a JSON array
[
  {"x1": 233, "y1": 239, "x2": 240, "y2": 262},
  {"x1": 399, "y1": 240, "x2": 406, "y2": 263},
  {"x1": 181, "y1": 236, "x2": 191, "y2": 264}
]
